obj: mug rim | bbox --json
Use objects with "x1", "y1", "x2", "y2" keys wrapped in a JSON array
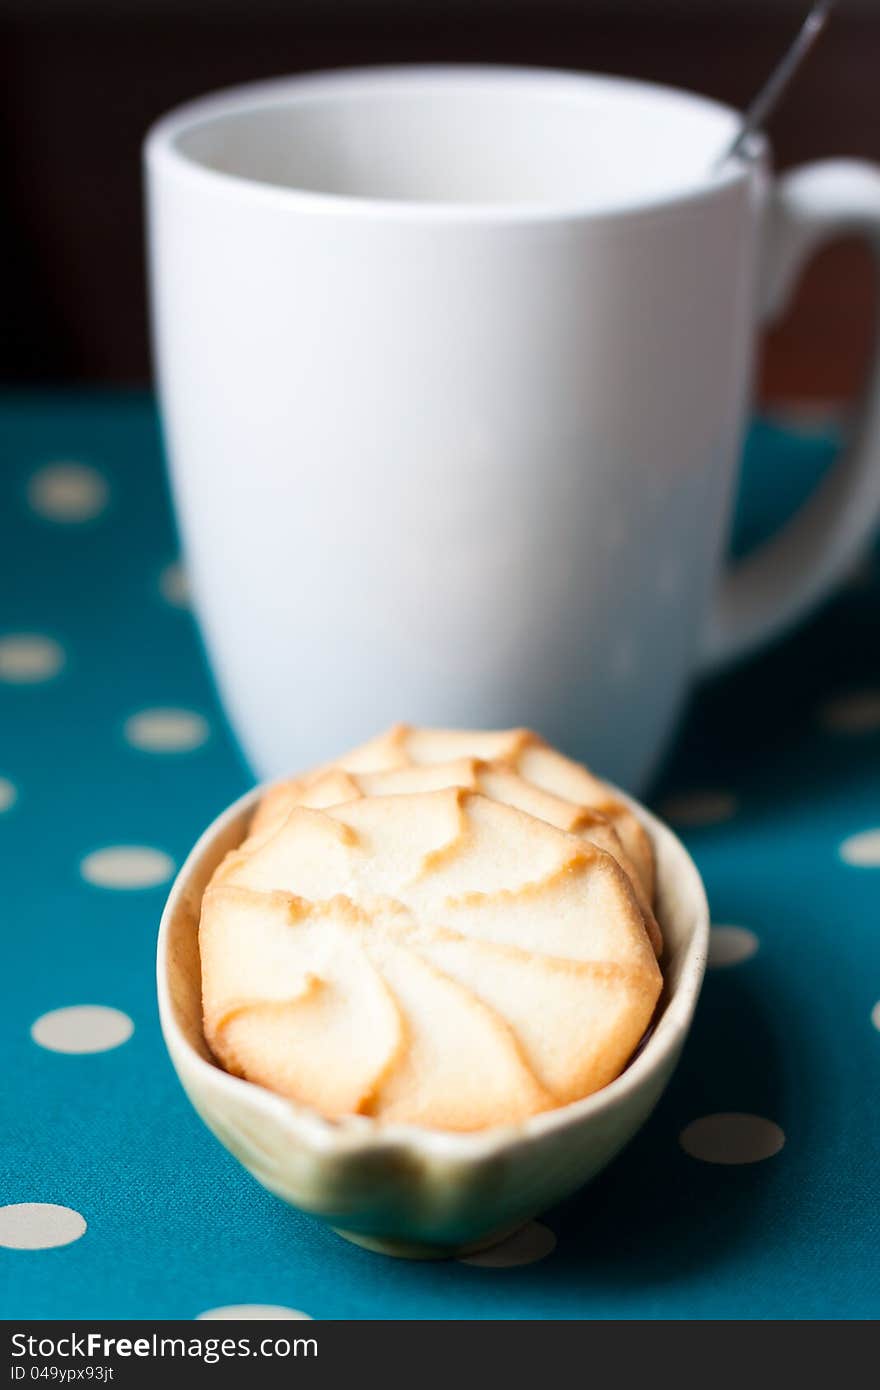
[{"x1": 145, "y1": 63, "x2": 764, "y2": 226}]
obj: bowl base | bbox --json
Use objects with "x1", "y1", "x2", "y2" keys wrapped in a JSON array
[{"x1": 332, "y1": 1220, "x2": 525, "y2": 1261}]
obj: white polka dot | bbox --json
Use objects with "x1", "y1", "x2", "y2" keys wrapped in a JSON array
[
  {"x1": 31, "y1": 1005, "x2": 133, "y2": 1054},
  {"x1": 197, "y1": 1306, "x2": 313, "y2": 1321},
  {"x1": 159, "y1": 562, "x2": 190, "y2": 608},
  {"x1": 0, "y1": 777, "x2": 16, "y2": 812},
  {"x1": 658, "y1": 791, "x2": 738, "y2": 828},
  {"x1": 871, "y1": 1001, "x2": 880, "y2": 1032},
  {"x1": 821, "y1": 690, "x2": 880, "y2": 734},
  {"x1": 124, "y1": 708, "x2": 209, "y2": 753},
  {"x1": 459, "y1": 1221, "x2": 557, "y2": 1267},
  {"x1": 0, "y1": 1203, "x2": 86, "y2": 1250},
  {"x1": 679, "y1": 1113, "x2": 784, "y2": 1165},
  {"x1": 80, "y1": 845, "x2": 174, "y2": 889},
  {"x1": 28, "y1": 463, "x2": 108, "y2": 523},
  {"x1": 708, "y1": 925, "x2": 759, "y2": 969},
  {"x1": 840, "y1": 829, "x2": 880, "y2": 867},
  {"x1": 0, "y1": 634, "x2": 64, "y2": 684}
]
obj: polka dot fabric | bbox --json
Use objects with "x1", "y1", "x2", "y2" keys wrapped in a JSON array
[{"x1": 0, "y1": 396, "x2": 877, "y2": 1319}]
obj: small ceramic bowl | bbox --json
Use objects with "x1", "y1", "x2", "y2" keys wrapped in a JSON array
[{"x1": 157, "y1": 782, "x2": 709, "y2": 1259}]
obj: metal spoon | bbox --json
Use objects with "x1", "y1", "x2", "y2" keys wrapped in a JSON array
[{"x1": 716, "y1": 0, "x2": 838, "y2": 168}]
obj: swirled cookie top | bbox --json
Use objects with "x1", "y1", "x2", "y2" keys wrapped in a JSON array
[
  {"x1": 201, "y1": 780, "x2": 662, "y2": 1132},
  {"x1": 248, "y1": 726, "x2": 659, "y2": 954}
]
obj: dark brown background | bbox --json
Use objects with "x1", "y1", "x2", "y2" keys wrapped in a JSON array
[{"x1": 2, "y1": 0, "x2": 878, "y2": 402}]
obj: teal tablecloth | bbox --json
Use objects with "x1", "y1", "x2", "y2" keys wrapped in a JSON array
[{"x1": 1, "y1": 393, "x2": 878, "y2": 1320}]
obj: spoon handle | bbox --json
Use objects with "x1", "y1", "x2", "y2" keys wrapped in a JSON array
[{"x1": 719, "y1": 0, "x2": 837, "y2": 167}]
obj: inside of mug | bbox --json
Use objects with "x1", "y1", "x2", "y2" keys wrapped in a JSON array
[{"x1": 172, "y1": 69, "x2": 742, "y2": 213}]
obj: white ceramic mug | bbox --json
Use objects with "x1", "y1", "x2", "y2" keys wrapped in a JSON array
[{"x1": 146, "y1": 66, "x2": 880, "y2": 791}]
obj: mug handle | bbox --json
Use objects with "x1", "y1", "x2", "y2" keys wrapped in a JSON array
[{"x1": 702, "y1": 159, "x2": 880, "y2": 670}]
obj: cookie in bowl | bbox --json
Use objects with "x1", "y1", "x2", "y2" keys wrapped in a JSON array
[
  {"x1": 200, "y1": 728, "x2": 663, "y2": 1131},
  {"x1": 158, "y1": 741, "x2": 709, "y2": 1256}
]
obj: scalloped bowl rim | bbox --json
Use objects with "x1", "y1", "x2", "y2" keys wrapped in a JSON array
[{"x1": 157, "y1": 779, "x2": 709, "y2": 1162}]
